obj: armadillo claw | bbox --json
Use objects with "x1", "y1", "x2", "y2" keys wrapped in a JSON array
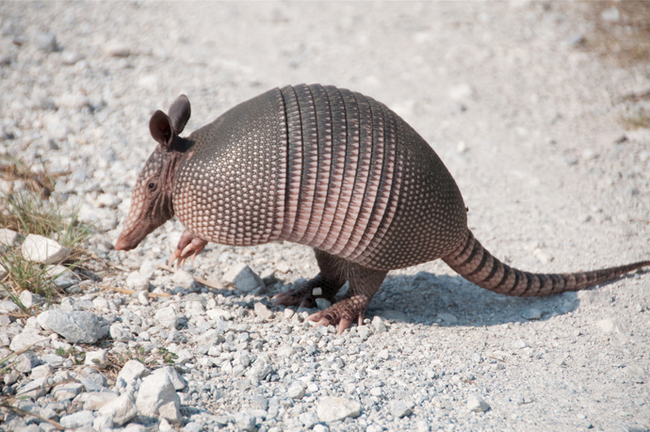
[
  {"x1": 272, "y1": 291, "x2": 315, "y2": 308},
  {"x1": 305, "y1": 295, "x2": 369, "y2": 334},
  {"x1": 272, "y1": 284, "x2": 318, "y2": 308},
  {"x1": 168, "y1": 233, "x2": 208, "y2": 269}
]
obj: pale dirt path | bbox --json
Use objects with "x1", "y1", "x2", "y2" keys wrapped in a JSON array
[{"x1": 1, "y1": 2, "x2": 649, "y2": 431}]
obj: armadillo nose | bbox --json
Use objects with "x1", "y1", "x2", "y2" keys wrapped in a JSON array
[
  {"x1": 114, "y1": 229, "x2": 138, "y2": 251},
  {"x1": 114, "y1": 236, "x2": 131, "y2": 251}
]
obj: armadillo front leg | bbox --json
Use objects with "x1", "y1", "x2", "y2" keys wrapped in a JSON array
[
  {"x1": 273, "y1": 250, "x2": 346, "y2": 307},
  {"x1": 307, "y1": 262, "x2": 387, "y2": 334},
  {"x1": 169, "y1": 230, "x2": 208, "y2": 268}
]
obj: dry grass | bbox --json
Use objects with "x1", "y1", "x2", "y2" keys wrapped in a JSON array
[
  {"x1": 573, "y1": 1, "x2": 650, "y2": 66},
  {"x1": 0, "y1": 161, "x2": 93, "y2": 314},
  {"x1": 560, "y1": 2, "x2": 650, "y2": 130}
]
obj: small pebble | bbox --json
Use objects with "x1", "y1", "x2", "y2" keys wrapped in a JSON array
[
  {"x1": 104, "y1": 41, "x2": 131, "y2": 57},
  {"x1": 254, "y1": 302, "x2": 273, "y2": 320},
  {"x1": 467, "y1": 395, "x2": 490, "y2": 413},
  {"x1": 287, "y1": 380, "x2": 307, "y2": 399},
  {"x1": 317, "y1": 396, "x2": 361, "y2": 423},
  {"x1": 389, "y1": 399, "x2": 414, "y2": 418},
  {"x1": 522, "y1": 308, "x2": 542, "y2": 320}
]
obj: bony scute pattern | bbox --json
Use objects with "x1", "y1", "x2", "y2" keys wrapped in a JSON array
[{"x1": 116, "y1": 84, "x2": 650, "y2": 332}]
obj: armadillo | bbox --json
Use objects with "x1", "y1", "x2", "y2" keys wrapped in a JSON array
[{"x1": 115, "y1": 84, "x2": 650, "y2": 333}]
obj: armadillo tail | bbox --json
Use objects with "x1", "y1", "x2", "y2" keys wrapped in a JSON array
[{"x1": 442, "y1": 229, "x2": 650, "y2": 297}]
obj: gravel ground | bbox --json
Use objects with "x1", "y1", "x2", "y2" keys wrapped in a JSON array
[{"x1": 1, "y1": 2, "x2": 649, "y2": 432}]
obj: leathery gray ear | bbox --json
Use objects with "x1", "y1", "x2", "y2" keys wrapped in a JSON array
[{"x1": 168, "y1": 94, "x2": 191, "y2": 135}]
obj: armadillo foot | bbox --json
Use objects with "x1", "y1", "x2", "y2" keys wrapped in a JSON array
[
  {"x1": 272, "y1": 282, "x2": 320, "y2": 308},
  {"x1": 169, "y1": 230, "x2": 208, "y2": 268},
  {"x1": 306, "y1": 295, "x2": 369, "y2": 334},
  {"x1": 272, "y1": 273, "x2": 342, "y2": 308}
]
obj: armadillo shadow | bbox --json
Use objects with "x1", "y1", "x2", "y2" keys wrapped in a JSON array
[
  {"x1": 363, "y1": 273, "x2": 583, "y2": 327},
  {"x1": 265, "y1": 272, "x2": 587, "y2": 328}
]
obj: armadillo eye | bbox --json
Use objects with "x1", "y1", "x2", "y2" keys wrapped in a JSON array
[{"x1": 147, "y1": 182, "x2": 156, "y2": 191}]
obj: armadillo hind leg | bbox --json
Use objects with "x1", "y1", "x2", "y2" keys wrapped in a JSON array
[
  {"x1": 273, "y1": 250, "x2": 347, "y2": 307},
  {"x1": 307, "y1": 262, "x2": 387, "y2": 335},
  {"x1": 168, "y1": 230, "x2": 208, "y2": 268}
]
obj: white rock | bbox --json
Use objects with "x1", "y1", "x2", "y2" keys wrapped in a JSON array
[
  {"x1": 223, "y1": 263, "x2": 265, "y2": 292},
  {"x1": 79, "y1": 391, "x2": 119, "y2": 410},
  {"x1": 93, "y1": 416, "x2": 114, "y2": 430},
  {"x1": 37, "y1": 310, "x2": 109, "y2": 343},
  {"x1": 522, "y1": 308, "x2": 542, "y2": 320},
  {"x1": 138, "y1": 74, "x2": 159, "y2": 91},
  {"x1": 390, "y1": 399, "x2": 414, "y2": 418},
  {"x1": 126, "y1": 271, "x2": 150, "y2": 291},
  {"x1": 448, "y1": 83, "x2": 475, "y2": 101},
  {"x1": 254, "y1": 302, "x2": 273, "y2": 320},
  {"x1": 32, "y1": 30, "x2": 58, "y2": 52},
  {"x1": 59, "y1": 410, "x2": 95, "y2": 429},
  {"x1": 47, "y1": 264, "x2": 79, "y2": 288},
  {"x1": 21, "y1": 234, "x2": 70, "y2": 264},
  {"x1": 533, "y1": 248, "x2": 553, "y2": 264},
  {"x1": 172, "y1": 269, "x2": 195, "y2": 289},
  {"x1": 371, "y1": 316, "x2": 387, "y2": 333},
  {"x1": 135, "y1": 373, "x2": 182, "y2": 422},
  {"x1": 467, "y1": 395, "x2": 490, "y2": 412},
  {"x1": 287, "y1": 380, "x2": 307, "y2": 399},
  {"x1": 43, "y1": 113, "x2": 68, "y2": 140},
  {"x1": 110, "y1": 323, "x2": 132, "y2": 341},
  {"x1": 9, "y1": 331, "x2": 48, "y2": 352},
  {"x1": 158, "y1": 400, "x2": 183, "y2": 424},
  {"x1": 0, "y1": 299, "x2": 20, "y2": 314},
  {"x1": 30, "y1": 364, "x2": 53, "y2": 380},
  {"x1": 0, "y1": 228, "x2": 21, "y2": 247},
  {"x1": 315, "y1": 298, "x2": 332, "y2": 310},
  {"x1": 137, "y1": 290, "x2": 150, "y2": 305},
  {"x1": 96, "y1": 192, "x2": 121, "y2": 208},
  {"x1": 18, "y1": 291, "x2": 34, "y2": 309},
  {"x1": 93, "y1": 297, "x2": 109, "y2": 311},
  {"x1": 155, "y1": 306, "x2": 179, "y2": 329},
  {"x1": 52, "y1": 382, "x2": 84, "y2": 401},
  {"x1": 154, "y1": 366, "x2": 187, "y2": 391},
  {"x1": 61, "y1": 51, "x2": 84, "y2": 65},
  {"x1": 104, "y1": 41, "x2": 131, "y2": 57},
  {"x1": 437, "y1": 312, "x2": 458, "y2": 323},
  {"x1": 85, "y1": 349, "x2": 108, "y2": 368},
  {"x1": 317, "y1": 396, "x2": 361, "y2": 423},
  {"x1": 234, "y1": 412, "x2": 256, "y2": 432},
  {"x1": 626, "y1": 365, "x2": 646, "y2": 384},
  {"x1": 139, "y1": 260, "x2": 157, "y2": 279},
  {"x1": 597, "y1": 318, "x2": 618, "y2": 334},
  {"x1": 16, "y1": 377, "x2": 49, "y2": 398},
  {"x1": 117, "y1": 360, "x2": 148, "y2": 386},
  {"x1": 14, "y1": 352, "x2": 38, "y2": 373},
  {"x1": 300, "y1": 411, "x2": 319, "y2": 429},
  {"x1": 3, "y1": 371, "x2": 18, "y2": 385},
  {"x1": 246, "y1": 357, "x2": 273, "y2": 381},
  {"x1": 98, "y1": 393, "x2": 137, "y2": 426},
  {"x1": 122, "y1": 423, "x2": 148, "y2": 432},
  {"x1": 55, "y1": 93, "x2": 89, "y2": 109}
]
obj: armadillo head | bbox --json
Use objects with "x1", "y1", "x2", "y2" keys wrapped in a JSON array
[{"x1": 115, "y1": 95, "x2": 192, "y2": 251}]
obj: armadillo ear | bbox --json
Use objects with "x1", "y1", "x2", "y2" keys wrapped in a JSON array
[
  {"x1": 149, "y1": 110, "x2": 174, "y2": 149},
  {"x1": 168, "y1": 94, "x2": 191, "y2": 135}
]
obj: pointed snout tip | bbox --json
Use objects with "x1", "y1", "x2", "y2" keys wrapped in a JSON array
[
  {"x1": 114, "y1": 238, "x2": 128, "y2": 251},
  {"x1": 114, "y1": 233, "x2": 135, "y2": 251}
]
